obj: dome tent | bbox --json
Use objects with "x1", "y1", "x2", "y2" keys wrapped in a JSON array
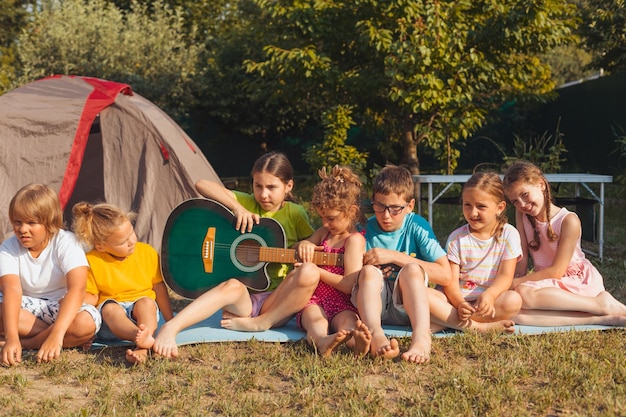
[{"x1": 0, "y1": 75, "x2": 221, "y2": 251}]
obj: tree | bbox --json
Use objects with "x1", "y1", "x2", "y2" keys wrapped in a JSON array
[
  {"x1": 578, "y1": 0, "x2": 626, "y2": 74},
  {"x1": 241, "y1": 0, "x2": 577, "y2": 174},
  {"x1": 0, "y1": 0, "x2": 30, "y2": 93},
  {"x1": 6, "y1": 0, "x2": 205, "y2": 121}
]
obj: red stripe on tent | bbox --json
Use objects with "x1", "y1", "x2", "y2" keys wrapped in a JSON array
[
  {"x1": 159, "y1": 143, "x2": 170, "y2": 161},
  {"x1": 52, "y1": 76, "x2": 132, "y2": 209}
]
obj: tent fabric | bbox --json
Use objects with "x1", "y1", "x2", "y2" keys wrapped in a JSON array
[{"x1": 0, "y1": 75, "x2": 221, "y2": 251}]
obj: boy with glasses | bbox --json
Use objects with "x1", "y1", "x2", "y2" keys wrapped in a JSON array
[
  {"x1": 352, "y1": 165, "x2": 451, "y2": 363},
  {"x1": 354, "y1": 165, "x2": 518, "y2": 363}
]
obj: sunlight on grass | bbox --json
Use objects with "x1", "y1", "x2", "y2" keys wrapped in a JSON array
[{"x1": 0, "y1": 184, "x2": 624, "y2": 416}]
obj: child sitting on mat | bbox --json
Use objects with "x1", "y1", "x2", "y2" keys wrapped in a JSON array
[{"x1": 73, "y1": 202, "x2": 173, "y2": 363}]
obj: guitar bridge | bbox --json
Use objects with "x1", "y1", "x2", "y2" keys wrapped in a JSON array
[{"x1": 202, "y1": 227, "x2": 215, "y2": 273}]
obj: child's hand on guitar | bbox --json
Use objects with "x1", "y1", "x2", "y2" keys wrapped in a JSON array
[
  {"x1": 295, "y1": 240, "x2": 324, "y2": 264},
  {"x1": 232, "y1": 208, "x2": 260, "y2": 233}
]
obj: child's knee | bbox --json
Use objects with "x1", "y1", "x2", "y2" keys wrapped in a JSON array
[
  {"x1": 134, "y1": 297, "x2": 156, "y2": 310},
  {"x1": 70, "y1": 311, "x2": 97, "y2": 338},
  {"x1": 221, "y1": 278, "x2": 249, "y2": 296},
  {"x1": 291, "y1": 263, "x2": 321, "y2": 287},
  {"x1": 359, "y1": 265, "x2": 384, "y2": 286},
  {"x1": 398, "y1": 263, "x2": 425, "y2": 284},
  {"x1": 498, "y1": 291, "x2": 523, "y2": 315}
]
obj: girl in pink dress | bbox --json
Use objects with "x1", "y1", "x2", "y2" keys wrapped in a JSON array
[
  {"x1": 503, "y1": 161, "x2": 626, "y2": 326},
  {"x1": 295, "y1": 165, "x2": 371, "y2": 357}
]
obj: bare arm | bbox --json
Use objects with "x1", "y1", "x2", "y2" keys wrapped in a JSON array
[
  {"x1": 1, "y1": 274, "x2": 23, "y2": 366},
  {"x1": 37, "y1": 266, "x2": 88, "y2": 362},
  {"x1": 442, "y1": 261, "x2": 465, "y2": 308},
  {"x1": 513, "y1": 210, "x2": 530, "y2": 279},
  {"x1": 364, "y1": 248, "x2": 451, "y2": 287},
  {"x1": 319, "y1": 233, "x2": 365, "y2": 294},
  {"x1": 515, "y1": 212, "x2": 579, "y2": 285},
  {"x1": 83, "y1": 292, "x2": 99, "y2": 307},
  {"x1": 442, "y1": 261, "x2": 476, "y2": 321},
  {"x1": 475, "y1": 257, "x2": 517, "y2": 318},
  {"x1": 195, "y1": 179, "x2": 259, "y2": 233},
  {"x1": 153, "y1": 281, "x2": 174, "y2": 321}
]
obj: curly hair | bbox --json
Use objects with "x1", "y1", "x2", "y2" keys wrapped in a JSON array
[{"x1": 311, "y1": 165, "x2": 363, "y2": 226}]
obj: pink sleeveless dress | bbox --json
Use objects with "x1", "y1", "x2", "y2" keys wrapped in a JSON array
[
  {"x1": 519, "y1": 207, "x2": 605, "y2": 296},
  {"x1": 296, "y1": 233, "x2": 358, "y2": 328}
]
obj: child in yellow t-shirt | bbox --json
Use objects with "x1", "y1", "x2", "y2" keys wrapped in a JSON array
[{"x1": 72, "y1": 202, "x2": 173, "y2": 363}]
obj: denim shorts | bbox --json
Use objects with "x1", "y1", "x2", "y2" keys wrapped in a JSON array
[{"x1": 96, "y1": 298, "x2": 159, "y2": 342}]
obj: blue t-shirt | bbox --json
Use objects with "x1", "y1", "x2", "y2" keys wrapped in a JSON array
[{"x1": 365, "y1": 212, "x2": 446, "y2": 263}]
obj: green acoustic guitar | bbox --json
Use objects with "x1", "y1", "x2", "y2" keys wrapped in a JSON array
[{"x1": 161, "y1": 198, "x2": 344, "y2": 299}]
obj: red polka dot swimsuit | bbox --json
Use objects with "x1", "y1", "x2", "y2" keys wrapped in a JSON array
[{"x1": 296, "y1": 233, "x2": 358, "y2": 328}]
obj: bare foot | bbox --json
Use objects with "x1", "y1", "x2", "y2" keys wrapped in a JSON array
[
  {"x1": 310, "y1": 330, "x2": 352, "y2": 357},
  {"x1": 351, "y1": 320, "x2": 372, "y2": 357},
  {"x1": 597, "y1": 291, "x2": 626, "y2": 316},
  {"x1": 401, "y1": 332, "x2": 431, "y2": 364},
  {"x1": 135, "y1": 324, "x2": 155, "y2": 350},
  {"x1": 82, "y1": 336, "x2": 95, "y2": 352},
  {"x1": 153, "y1": 323, "x2": 179, "y2": 358},
  {"x1": 126, "y1": 348, "x2": 149, "y2": 364},
  {"x1": 470, "y1": 319, "x2": 516, "y2": 334},
  {"x1": 369, "y1": 329, "x2": 400, "y2": 359},
  {"x1": 576, "y1": 314, "x2": 626, "y2": 327},
  {"x1": 221, "y1": 311, "x2": 243, "y2": 320},
  {"x1": 221, "y1": 316, "x2": 269, "y2": 332}
]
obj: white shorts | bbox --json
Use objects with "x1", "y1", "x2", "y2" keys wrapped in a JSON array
[{"x1": 0, "y1": 293, "x2": 101, "y2": 334}]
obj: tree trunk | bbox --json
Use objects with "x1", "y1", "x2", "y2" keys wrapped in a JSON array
[{"x1": 401, "y1": 116, "x2": 421, "y2": 203}]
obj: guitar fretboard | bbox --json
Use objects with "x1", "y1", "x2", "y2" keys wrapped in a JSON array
[{"x1": 258, "y1": 247, "x2": 343, "y2": 267}]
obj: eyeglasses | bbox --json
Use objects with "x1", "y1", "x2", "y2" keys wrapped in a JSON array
[{"x1": 371, "y1": 201, "x2": 407, "y2": 216}]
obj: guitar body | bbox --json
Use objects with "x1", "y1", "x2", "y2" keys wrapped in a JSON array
[{"x1": 161, "y1": 198, "x2": 286, "y2": 299}]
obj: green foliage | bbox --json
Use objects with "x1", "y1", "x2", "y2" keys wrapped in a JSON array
[
  {"x1": 504, "y1": 120, "x2": 568, "y2": 173},
  {"x1": 241, "y1": 0, "x2": 578, "y2": 173},
  {"x1": 0, "y1": 0, "x2": 29, "y2": 93},
  {"x1": 542, "y1": 44, "x2": 596, "y2": 86},
  {"x1": 304, "y1": 105, "x2": 368, "y2": 174},
  {"x1": 578, "y1": 0, "x2": 626, "y2": 74},
  {"x1": 7, "y1": 0, "x2": 205, "y2": 121}
]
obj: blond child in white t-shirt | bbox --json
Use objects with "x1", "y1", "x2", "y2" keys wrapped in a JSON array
[{"x1": 443, "y1": 172, "x2": 523, "y2": 323}]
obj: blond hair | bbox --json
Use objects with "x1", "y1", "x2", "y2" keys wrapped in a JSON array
[
  {"x1": 503, "y1": 160, "x2": 558, "y2": 250},
  {"x1": 311, "y1": 165, "x2": 363, "y2": 226},
  {"x1": 463, "y1": 172, "x2": 507, "y2": 240},
  {"x1": 72, "y1": 202, "x2": 136, "y2": 248},
  {"x1": 9, "y1": 184, "x2": 63, "y2": 236}
]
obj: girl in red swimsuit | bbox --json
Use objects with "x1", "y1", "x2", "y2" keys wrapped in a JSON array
[{"x1": 295, "y1": 165, "x2": 371, "y2": 357}]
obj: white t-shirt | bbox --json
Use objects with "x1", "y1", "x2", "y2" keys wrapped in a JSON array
[
  {"x1": 0, "y1": 230, "x2": 89, "y2": 301},
  {"x1": 446, "y1": 223, "x2": 522, "y2": 301}
]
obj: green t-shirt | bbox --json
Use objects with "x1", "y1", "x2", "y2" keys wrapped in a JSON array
[{"x1": 233, "y1": 191, "x2": 314, "y2": 290}]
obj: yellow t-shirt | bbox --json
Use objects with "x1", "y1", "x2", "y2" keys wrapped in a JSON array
[{"x1": 86, "y1": 241, "x2": 163, "y2": 305}]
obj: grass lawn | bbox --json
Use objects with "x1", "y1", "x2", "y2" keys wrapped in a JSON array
[{"x1": 0, "y1": 183, "x2": 624, "y2": 416}]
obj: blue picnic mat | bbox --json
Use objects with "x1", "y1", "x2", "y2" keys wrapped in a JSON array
[{"x1": 91, "y1": 311, "x2": 616, "y2": 348}]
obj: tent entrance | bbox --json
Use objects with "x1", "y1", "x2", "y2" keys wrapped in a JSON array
[{"x1": 63, "y1": 114, "x2": 105, "y2": 226}]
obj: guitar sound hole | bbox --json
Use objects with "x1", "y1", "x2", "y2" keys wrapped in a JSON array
[{"x1": 235, "y1": 240, "x2": 262, "y2": 267}]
